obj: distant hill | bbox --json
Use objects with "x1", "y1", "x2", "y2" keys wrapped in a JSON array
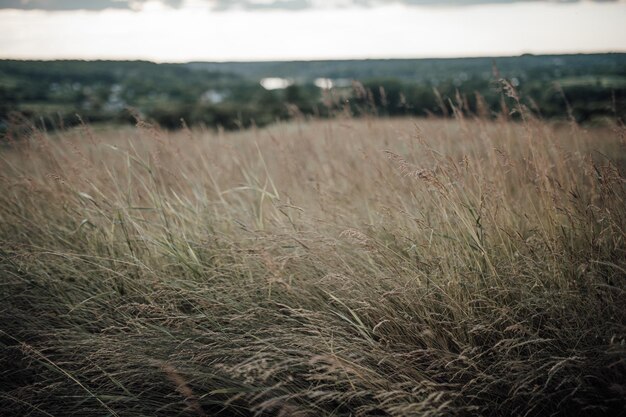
[{"x1": 186, "y1": 53, "x2": 626, "y2": 83}]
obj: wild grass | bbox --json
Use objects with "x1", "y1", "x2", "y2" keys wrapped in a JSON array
[{"x1": 0, "y1": 110, "x2": 625, "y2": 416}]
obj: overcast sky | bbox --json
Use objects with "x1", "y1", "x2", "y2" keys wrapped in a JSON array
[{"x1": 0, "y1": 0, "x2": 625, "y2": 61}]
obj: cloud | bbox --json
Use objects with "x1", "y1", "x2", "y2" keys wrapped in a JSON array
[
  {"x1": 0, "y1": 0, "x2": 182, "y2": 11},
  {"x1": 206, "y1": 0, "x2": 621, "y2": 10},
  {"x1": 0, "y1": 0, "x2": 619, "y2": 11},
  {"x1": 210, "y1": 0, "x2": 310, "y2": 11}
]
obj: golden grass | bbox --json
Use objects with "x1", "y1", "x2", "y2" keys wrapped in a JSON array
[{"x1": 0, "y1": 114, "x2": 625, "y2": 416}]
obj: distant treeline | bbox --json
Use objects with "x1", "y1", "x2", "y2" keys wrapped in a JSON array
[{"x1": 1, "y1": 54, "x2": 624, "y2": 133}]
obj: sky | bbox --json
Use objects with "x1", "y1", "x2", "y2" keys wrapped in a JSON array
[{"x1": 0, "y1": 0, "x2": 625, "y2": 62}]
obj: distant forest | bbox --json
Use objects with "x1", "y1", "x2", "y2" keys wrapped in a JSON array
[{"x1": 1, "y1": 53, "x2": 625, "y2": 132}]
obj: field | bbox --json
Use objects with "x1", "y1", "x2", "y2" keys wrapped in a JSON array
[{"x1": 1, "y1": 111, "x2": 625, "y2": 416}]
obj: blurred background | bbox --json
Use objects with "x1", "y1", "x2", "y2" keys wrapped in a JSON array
[{"x1": 1, "y1": 0, "x2": 625, "y2": 132}]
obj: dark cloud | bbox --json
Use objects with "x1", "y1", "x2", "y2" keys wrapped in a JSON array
[
  {"x1": 0, "y1": 0, "x2": 129, "y2": 10},
  {"x1": 0, "y1": 0, "x2": 618, "y2": 11},
  {"x1": 0, "y1": 0, "x2": 182, "y2": 11}
]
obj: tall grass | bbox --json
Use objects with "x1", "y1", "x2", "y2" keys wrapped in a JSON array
[{"x1": 1, "y1": 110, "x2": 625, "y2": 416}]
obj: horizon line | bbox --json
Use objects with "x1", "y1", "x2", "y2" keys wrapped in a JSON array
[{"x1": 1, "y1": 50, "x2": 625, "y2": 65}]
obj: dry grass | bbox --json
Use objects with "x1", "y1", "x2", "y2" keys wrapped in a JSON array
[{"x1": 1, "y1": 113, "x2": 625, "y2": 416}]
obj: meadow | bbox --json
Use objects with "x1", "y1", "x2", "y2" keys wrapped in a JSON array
[{"x1": 1, "y1": 108, "x2": 625, "y2": 416}]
